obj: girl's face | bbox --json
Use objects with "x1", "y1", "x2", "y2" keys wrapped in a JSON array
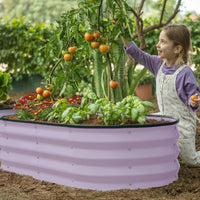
[{"x1": 156, "y1": 31, "x2": 180, "y2": 66}]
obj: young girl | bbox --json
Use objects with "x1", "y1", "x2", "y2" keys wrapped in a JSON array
[{"x1": 122, "y1": 24, "x2": 200, "y2": 167}]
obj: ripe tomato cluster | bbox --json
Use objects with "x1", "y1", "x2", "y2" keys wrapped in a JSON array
[
  {"x1": 84, "y1": 31, "x2": 118, "y2": 89},
  {"x1": 35, "y1": 86, "x2": 53, "y2": 101},
  {"x1": 84, "y1": 31, "x2": 109, "y2": 53},
  {"x1": 62, "y1": 30, "x2": 117, "y2": 90},
  {"x1": 63, "y1": 46, "x2": 77, "y2": 61}
]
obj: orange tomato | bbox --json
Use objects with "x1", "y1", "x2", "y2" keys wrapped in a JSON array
[
  {"x1": 68, "y1": 46, "x2": 77, "y2": 54},
  {"x1": 36, "y1": 87, "x2": 43, "y2": 94},
  {"x1": 43, "y1": 90, "x2": 51, "y2": 98},
  {"x1": 64, "y1": 54, "x2": 72, "y2": 61},
  {"x1": 109, "y1": 80, "x2": 119, "y2": 89},
  {"x1": 99, "y1": 44, "x2": 109, "y2": 53},
  {"x1": 191, "y1": 94, "x2": 198, "y2": 101},
  {"x1": 84, "y1": 32, "x2": 94, "y2": 42},
  {"x1": 93, "y1": 31, "x2": 100, "y2": 38},
  {"x1": 91, "y1": 41, "x2": 100, "y2": 49}
]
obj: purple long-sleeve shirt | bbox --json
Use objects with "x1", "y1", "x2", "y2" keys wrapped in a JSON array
[{"x1": 125, "y1": 41, "x2": 199, "y2": 112}]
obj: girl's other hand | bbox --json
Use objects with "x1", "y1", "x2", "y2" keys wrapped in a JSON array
[
  {"x1": 190, "y1": 94, "x2": 200, "y2": 108},
  {"x1": 121, "y1": 36, "x2": 130, "y2": 48}
]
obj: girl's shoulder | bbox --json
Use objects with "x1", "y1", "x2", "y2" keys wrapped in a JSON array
[
  {"x1": 180, "y1": 65, "x2": 195, "y2": 74},
  {"x1": 178, "y1": 65, "x2": 196, "y2": 81}
]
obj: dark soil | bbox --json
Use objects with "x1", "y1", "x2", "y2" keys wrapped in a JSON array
[{"x1": 0, "y1": 94, "x2": 200, "y2": 200}]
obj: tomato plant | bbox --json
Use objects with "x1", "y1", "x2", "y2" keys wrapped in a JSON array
[
  {"x1": 47, "y1": 0, "x2": 128, "y2": 101},
  {"x1": 42, "y1": 0, "x2": 183, "y2": 104}
]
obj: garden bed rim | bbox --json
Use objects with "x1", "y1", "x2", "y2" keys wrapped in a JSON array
[
  {"x1": 0, "y1": 114, "x2": 179, "y2": 129},
  {"x1": 0, "y1": 107, "x2": 13, "y2": 110}
]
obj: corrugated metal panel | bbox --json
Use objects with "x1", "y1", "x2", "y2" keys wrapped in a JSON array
[
  {"x1": 0, "y1": 115, "x2": 180, "y2": 191},
  {"x1": 0, "y1": 108, "x2": 16, "y2": 117}
]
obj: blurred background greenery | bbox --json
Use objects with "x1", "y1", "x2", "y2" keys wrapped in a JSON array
[{"x1": 0, "y1": 0, "x2": 194, "y2": 24}]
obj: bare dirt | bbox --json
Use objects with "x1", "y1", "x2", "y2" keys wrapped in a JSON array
[{"x1": 0, "y1": 93, "x2": 200, "y2": 200}]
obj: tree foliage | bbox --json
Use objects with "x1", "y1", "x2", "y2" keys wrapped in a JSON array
[
  {"x1": 0, "y1": 15, "x2": 54, "y2": 80},
  {"x1": 0, "y1": 0, "x2": 80, "y2": 23}
]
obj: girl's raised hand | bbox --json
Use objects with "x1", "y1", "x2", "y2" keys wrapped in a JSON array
[{"x1": 121, "y1": 36, "x2": 130, "y2": 48}]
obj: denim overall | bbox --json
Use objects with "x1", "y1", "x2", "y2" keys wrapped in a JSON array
[{"x1": 156, "y1": 62, "x2": 200, "y2": 166}]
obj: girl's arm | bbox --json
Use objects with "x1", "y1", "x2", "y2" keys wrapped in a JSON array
[
  {"x1": 121, "y1": 36, "x2": 130, "y2": 48},
  {"x1": 122, "y1": 39, "x2": 162, "y2": 77},
  {"x1": 177, "y1": 67, "x2": 200, "y2": 111}
]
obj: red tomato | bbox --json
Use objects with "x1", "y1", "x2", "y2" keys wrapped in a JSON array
[
  {"x1": 109, "y1": 80, "x2": 119, "y2": 89},
  {"x1": 36, "y1": 87, "x2": 43, "y2": 94},
  {"x1": 93, "y1": 31, "x2": 100, "y2": 38},
  {"x1": 43, "y1": 90, "x2": 51, "y2": 98},
  {"x1": 99, "y1": 44, "x2": 109, "y2": 53},
  {"x1": 84, "y1": 32, "x2": 94, "y2": 42}
]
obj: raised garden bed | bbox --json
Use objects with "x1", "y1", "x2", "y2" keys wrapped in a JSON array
[
  {"x1": 0, "y1": 112, "x2": 180, "y2": 191},
  {"x1": 0, "y1": 107, "x2": 16, "y2": 117}
]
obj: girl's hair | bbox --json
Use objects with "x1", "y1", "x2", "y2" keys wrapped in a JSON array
[{"x1": 162, "y1": 24, "x2": 193, "y2": 65}]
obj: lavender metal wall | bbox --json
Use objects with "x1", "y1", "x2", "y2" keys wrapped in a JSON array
[
  {"x1": 0, "y1": 115, "x2": 180, "y2": 191},
  {"x1": 0, "y1": 108, "x2": 16, "y2": 117}
]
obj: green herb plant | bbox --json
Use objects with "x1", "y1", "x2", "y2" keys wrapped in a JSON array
[
  {"x1": 47, "y1": 90, "x2": 155, "y2": 125},
  {"x1": 47, "y1": 90, "x2": 97, "y2": 124}
]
